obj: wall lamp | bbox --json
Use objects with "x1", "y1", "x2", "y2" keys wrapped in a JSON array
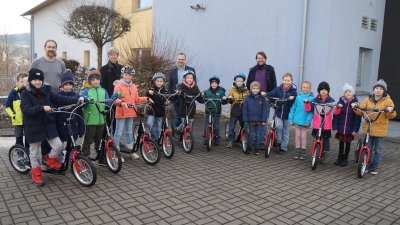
[{"x1": 190, "y1": 4, "x2": 206, "y2": 12}]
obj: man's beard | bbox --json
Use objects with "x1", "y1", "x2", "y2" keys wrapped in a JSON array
[{"x1": 46, "y1": 51, "x2": 56, "y2": 58}]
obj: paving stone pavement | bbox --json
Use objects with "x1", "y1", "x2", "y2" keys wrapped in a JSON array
[{"x1": 1, "y1": 121, "x2": 400, "y2": 225}]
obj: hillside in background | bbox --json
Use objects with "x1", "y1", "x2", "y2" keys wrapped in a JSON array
[{"x1": 0, "y1": 33, "x2": 30, "y2": 46}]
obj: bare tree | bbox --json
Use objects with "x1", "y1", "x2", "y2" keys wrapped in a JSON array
[
  {"x1": 61, "y1": 2, "x2": 131, "y2": 70},
  {"x1": 61, "y1": 58, "x2": 87, "y2": 93},
  {"x1": 0, "y1": 30, "x2": 17, "y2": 74}
]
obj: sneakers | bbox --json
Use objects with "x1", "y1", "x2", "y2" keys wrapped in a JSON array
[
  {"x1": 245, "y1": 148, "x2": 251, "y2": 154},
  {"x1": 98, "y1": 159, "x2": 107, "y2": 166},
  {"x1": 294, "y1": 148, "x2": 300, "y2": 159},
  {"x1": 127, "y1": 153, "x2": 140, "y2": 159},
  {"x1": 370, "y1": 170, "x2": 378, "y2": 175},
  {"x1": 45, "y1": 154, "x2": 62, "y2": 169},
  {"x1": 320, "y1": 151, "x2": 329, "y2": 164},
  {"x1": 214, "y1": 136, "x2": 221, "y2": 145},
  {"x1": 259, "y1": 143, "x2": 265, "y2": 150},
  {"x1": 227, "y1": 141, "x2": 233, "y2": 148},
  {"x1": 121, "y1": 157, "x2": 125, "y2": 163},
  {"x1": 31, "y1": 167, "x2": 45, "y2": 186},
  {"x1": 299, "y1": 149, "x2": 306, "y2": 160},
  {"x1": 278, "y1": 149, "x2": 286, "y2": 154},
  {"x1": 370, "y1": 163, "x2": 378, "y2": 174}
]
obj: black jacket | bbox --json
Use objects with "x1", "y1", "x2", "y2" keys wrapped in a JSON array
[
  {"x1": 20, "y1": 85, "x2": 79, "y2": 144},
  {"x1": 176, "y1": 83, "x2": 202, "y2": 119},
  {"x1": 168, "y1": 65, "x2": 196, "y2": 94},
  {"x1": 146, "y1": 85, "x2": 170, "y2": 117},
  {"x1": 100, "y1": 61, "x2": 123, "y2": 97},
  {"x1": 246, "y1": 64, "x2": 277, "y2": 93}
]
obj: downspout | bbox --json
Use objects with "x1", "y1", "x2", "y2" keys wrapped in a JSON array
[
  {"x1": 299, "y1": 0, "x2": 308, "y2": 89},
  {"x1": 23, "y1": 15, "x2": 34, "y2": 61}
]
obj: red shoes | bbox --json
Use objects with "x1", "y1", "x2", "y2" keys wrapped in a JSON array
[
  {"x1": 31, "y1": 167, "x2": 45, "y2": 186},
  {"x1": 45, "y1": 154, "x2": 62, "y2": 169}
]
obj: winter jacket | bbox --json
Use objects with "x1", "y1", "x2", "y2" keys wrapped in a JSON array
[
  {"x1": 20, "y1": 82, "x2": 79, "y2": 144},
  {"x1": 5, "y1": 86, "x2": 23, "y2": 125},
  {"x1": 246, "y1": 64, "x2": 277, "y2": 93},
  {"x1": 200, "y1": 86, "x2": 227, "y2": 115},
  {"x1": 243, "y1": 94, "x2": 268, "y2": 123},
  {"x1": 52, "y1": 90, "x2": 85, "y2": 142},
  {"x1": 81, "y1": 83, "x2": 110, "y2": 125},
  {"x1": 288, "y1": 91, "x2": 314, "y2": 126},
  {"x1": 176, "y1": 82, "x2": 202, "y2": 119},
  {"x1": 146, "y1": 85, "x2": 170, "y2": 117},
  {"x1": 267, "y1": 84, "x2": 297, "y2": 119},
  {"x1": 227, "y1": 83, "x2": 248, "y2": 117},
  {"x1": 353, "y1": 94, "x2": 396, "y2": 137},
  {"x1": 100, "y1": 61, "x2": 123, "y2": 97},
  {"x1": 332, "y1": 96, "x2": 362, "y2": 135},
  {"x1": 168, "y1": 65, "x2": 196, "y2": 94},
  {"x1": 304, "y1": 95, "x2": 335, "y2": 130},
  {"x1": 114, "y1": 81, "x2": 148, "y2": 118}
]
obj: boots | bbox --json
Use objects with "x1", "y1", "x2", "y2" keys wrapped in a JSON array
[
  {"x1": 340, "y1": 154, "x2": 348, "y2": 167},
  {"x1": 299, "y1": 149, "x2": 306, "y2": 160},
  {"x1": 334, "y1": 154, "x2": 343, "y2": 165},
  {"x1": 45, "y1": 154, "x2": 62, "y2": 169},
  {"x1": 31, "y1": 167, "x2": 45, "y2": 186},
  {"x1": 16, "y1": 137, "x2": 24, "y2": 146},
  {"x1": 294, "y1": 148, "x2": 300, "y2": 159},
  {"x1": 321, "y1": 151, "x2": 329, "y2": 164}
]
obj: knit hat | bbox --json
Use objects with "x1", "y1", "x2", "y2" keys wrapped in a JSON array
[
  {"x1": 342, "y1": 83, "x2": 354, "y2": 94},
  {"x1": 317, "y1": 81, "x2": 330, "y2": 93},
  {"x1": 28, "y1": 68, "x2": 44, "y2": 82},
  {"x1": 61, "y1": 69, "x2": 75, "y2": 86},
  {"x1": 373, "y1": 79, "x2": 387, "y2": 92},
  {"x1": 250, "y1": 81, "x2": 261, "y2": 90},
  {"x1": 87, "y1": 67, "x2": 101, "y2": 82}
]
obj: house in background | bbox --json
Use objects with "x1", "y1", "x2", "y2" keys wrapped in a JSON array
[{"x1": 153, "y1": 0, "x2": 385, "y2": 101}]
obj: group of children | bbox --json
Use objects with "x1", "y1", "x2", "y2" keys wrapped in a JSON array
[{"x1": 5, "y1": 64, "x2": 396, "y2": 186}]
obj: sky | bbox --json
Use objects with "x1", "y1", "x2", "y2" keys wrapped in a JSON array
[{"x1": 0, "y1": 0, "x2": 44, "y2": 34}]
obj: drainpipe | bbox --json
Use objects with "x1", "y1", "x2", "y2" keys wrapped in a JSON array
[
  {"x1": 23, "y1": 15, "x2": 34, "y2": 61},
  {"x1": 299, "y1": 0, "x2": 308, "y2": 89}
]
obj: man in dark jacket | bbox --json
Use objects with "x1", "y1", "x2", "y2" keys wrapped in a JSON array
[
  {"x1": 246, "y1": 51, "x2": 277, "y2": 148},
  {"x1": 100, "y1": 47, "x2": 123, "y2": 136},
  {"x1": 168, "y1": 53, "x2": 196, "y2": 127}
]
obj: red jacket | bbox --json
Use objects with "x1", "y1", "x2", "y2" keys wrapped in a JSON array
[{"x1": 114, "y1": 82, "x2": 147, "y2": 118}]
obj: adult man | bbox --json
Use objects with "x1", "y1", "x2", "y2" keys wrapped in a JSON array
[
  {"x1": 168, "y1": 53, "x2": 196, "y2": 128},
  {"x1": 30, "y1": 40, "x2": 66, "y2": 162},
  {"x1": 246, "y1": 51, "x2": 277, "y2": 148},
  {"x1": 100, "y1": 47, "x2": 123, "y2": 138}
]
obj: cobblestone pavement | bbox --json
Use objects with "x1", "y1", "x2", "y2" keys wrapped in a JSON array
[{"x1": 1, "y1": 122, "x2": 400, "y2": 225}]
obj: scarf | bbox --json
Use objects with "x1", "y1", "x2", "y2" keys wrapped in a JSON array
[
  {"x1": 29, "y1": 83, "x2": 46, "y2": 96},
  {"x1": 249, "y1": 92, "x2": 260, "y2": 99},
  {"x1": 119, "y1": 79, "x2": 132, "y2": 88},
  {"x1": 183, "y1": 81, "x2": 195, "y2": 89},
  {"x1": 282, "y1": 84, "x2": 291, "y2": 93},
  {"x1": 341, "y1": 96, "x2": 354, "y2": 104},
  {"x1": 233, "y1": 82, "x2": 245, "y2": 89}
]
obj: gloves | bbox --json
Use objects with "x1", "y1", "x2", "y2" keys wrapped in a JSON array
[
  {"x1": 111, "y1": 92, "x2": 123, "y2": 99},
  {"x1": 86, "y1": 97, "x2": 94, "y2": 103},
  {"x1": 244, "y1": 122, "x2": 249, "y2": 129}
]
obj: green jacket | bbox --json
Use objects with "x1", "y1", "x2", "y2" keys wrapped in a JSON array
[
  {"x1": 81, "y1": 84, "x2": 109, "y2": 125},
  {"x1": 202, "y1": 87, "x2": 227, "y2": 115},
  {"x1": 5, "y1": 86, "x2": 23, "y2": 125}
]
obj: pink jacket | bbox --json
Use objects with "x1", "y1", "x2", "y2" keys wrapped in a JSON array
[{"x1": 304, "y1": 95, "x2": 335, "y2": 130}]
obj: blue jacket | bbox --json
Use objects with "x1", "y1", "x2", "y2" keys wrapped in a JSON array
[
  {"x1": 243, "y1": 94, "x2": 268, "y2": 123},
  {"x1": 267, "y1": 84, "x2": 297, "y2": 119},
  {"x1": 288, "y1": 91, "x2": 314, "y2": 126},
  {"x1": 168, "y1": 65, "x2": 196, "y2": 94},
  {"x1": 52, "y1": 90, "x2": 85, "y2": 142},
  {"x1": 333, "y1": 96, "x2": 362, "y2": 135}
]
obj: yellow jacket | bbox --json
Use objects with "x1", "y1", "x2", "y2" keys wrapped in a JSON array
[
  {"x1": 354, "y1": 94, "x2": 396, "y2": 137},
  {"x1": 5, "y1": 86, "x2": 23, "y2": 126}
]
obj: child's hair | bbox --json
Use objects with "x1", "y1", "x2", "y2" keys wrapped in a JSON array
[
  {"x1": 282, "y1": 73, "x2": 293, "y2": 80},
  {"x1": 302, "y1": 81, "x2": 311, "y2": 88},
  {"x1": 16, "y1": 73, "x2": 28, "y2": 81}
]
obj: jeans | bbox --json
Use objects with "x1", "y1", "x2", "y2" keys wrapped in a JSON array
[
  {"x1": 260, "y1": 98, "x2": 271, "y2": 144},
  {"x1": 367, "y1": 136, "x2": 384, "y2": 170},
  {"x1": 30, "y1": 137, "x2": 63, "y2": 168},
  {"x1": 114, "y1": 118, "x2": 134, "y2": 148},
  {"x1": 178, "y1": 118, "x2": 193, "y2": 131},
  {"x1": 203, "y1": 115, "x2": 220, "y2": 137},
  {"x1": 276, "y1": 118, "x2": 290, "y2": 151},
  {"x1": 147, "y1": 115, "x2": 163, "y2": 138},
  {"x1": 228, "y1": 116, "x2": 243, "y2": 142},
  {"x1": 173, "y1": 98, "x2": 181, "y2": 127},
  {"x1": 248, "y1": 124, "x2": 264, "y2": 149}
]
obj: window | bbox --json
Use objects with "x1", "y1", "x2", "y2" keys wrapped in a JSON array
[
  {"x1": 84, "y1": 50, "x2": 90, "y2": 67},
  {"x1": 356, "y1": 48, "x2": 373, "y2": 94},
  {"x1": 356, "y1": 51, "x2": 365, "y2": 88},
  {"x1": 62, "y1": 52, "x2": 67, "y2": 59},
  {"x1": 137, "y1": 0, "x2": 152, "y2": 10}
]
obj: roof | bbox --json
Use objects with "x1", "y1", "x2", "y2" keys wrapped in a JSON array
[{"x1": 20, "y1": 0, "x2": 57, "y2": 16}]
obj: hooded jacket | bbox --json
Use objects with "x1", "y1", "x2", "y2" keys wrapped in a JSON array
[
  {"x1": 267, "y1": 83, "x2": 297, "y2": 119},
  {"x1": 146, "y1": 84, "x2": 170, "y2": 117},
  {"x1": 333, "y1": 96, "x2": 362, "y2": 135},
  {"x1": 246, "y1": 64, "x2": 277, "y2": 93},
  {"x1": 227, "y1": 83, "x2": 248, "y2": 117},
  {"x1": 20, "y1": 80, "x2": 79, "y2": 143},
  {"x1": 81, "y1": 82, "x2": 110, "y2": 125},
  {"x1": 304, "y1": 95, "x2": 335, "y2": 130},
  {"x1": 176, "y1": 82, "x2": 202, "y2": 119},
  {"x1": 243, "y1": 93, "x2": 268, "y2": 123},
  {"x1": 288, "y1": 91, "x2": 314, "y2": 126},
  {"x1": 114, "y1": 81, "x2": 148, "y2": 119},
  {"x1": 200, "y1": 86, "x2": 227, "y2": 116},
  {"x1": 353, "y1": 93, "x2": 396, "y2": 137},
  {"x1": 5, "y1": 86, "x2": 23, "y2": 125}
]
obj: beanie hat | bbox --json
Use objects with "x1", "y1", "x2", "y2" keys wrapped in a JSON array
[
  {"x1": 373, "y1": 79, "x2": 387, "y2": 92},
  {"x1": 28, "y1": 68, "x2": 44, "y2": 82},
  {"x1": 87, "y1": 67, "x2": 102, "y2": 82},
  {"x1": 342, "y1": 83, "x2": 354, "y2": 94},
  {"x1": 250, "y1": 81, "x2": 261, "y2": 90},
  {"x1": 61, "y1": 69, "x2": 75, "y2": 86},
  {"x1": 317, "y1": 81, "x2": 330, "y2": 94}
]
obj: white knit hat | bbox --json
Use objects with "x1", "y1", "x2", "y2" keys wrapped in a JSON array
[{"x1": 342, "y1": 83, "x2": 354, "y2": 94}]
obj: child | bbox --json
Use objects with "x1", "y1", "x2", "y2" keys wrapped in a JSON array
[
  {"x1": 332, "y1": 83, "x2": 361, "y2": 166},
  {"x1": 227, "y1": 73, "x2": 249, "y2": 148},
  {"x1": 81, "y1": 68, "x2": 112, "y2": 164},
  {"x1": 267, "y1": 73, "x2": 297, "y2": 154},
  {"x1": 176, "y1": 70, "x2": 202, "y2": 132},
  {"x1": 288, "y1": 81, "x2": 314, "y2": 159},
  {"x1": 20, "y1": 68, "x2": 84, "y2": 186},
  {"x1": 5, "y1": 72, "x2": 28, "y2": 147},
  {"x1": 53, "y1": 70, "x2": 85, "y2": 163},
  {"x1": 352, "y1": 79, "x2": 396, "y2": 174},
  {"x1": 201, "y1": 75, "x2": 227, "y2": 145},
  {"x1": 304, "y1": 81, "x2": 335, "y2": 164},
  {"x1": 114, "y1": 66, "x2": 148, "y2": 160},
  {"x1": 146, "y1": 72, "x2": 170, "y2": 140},
  {"x1": 243, "y1": 81, "x2": 268, "y2": 155}
]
